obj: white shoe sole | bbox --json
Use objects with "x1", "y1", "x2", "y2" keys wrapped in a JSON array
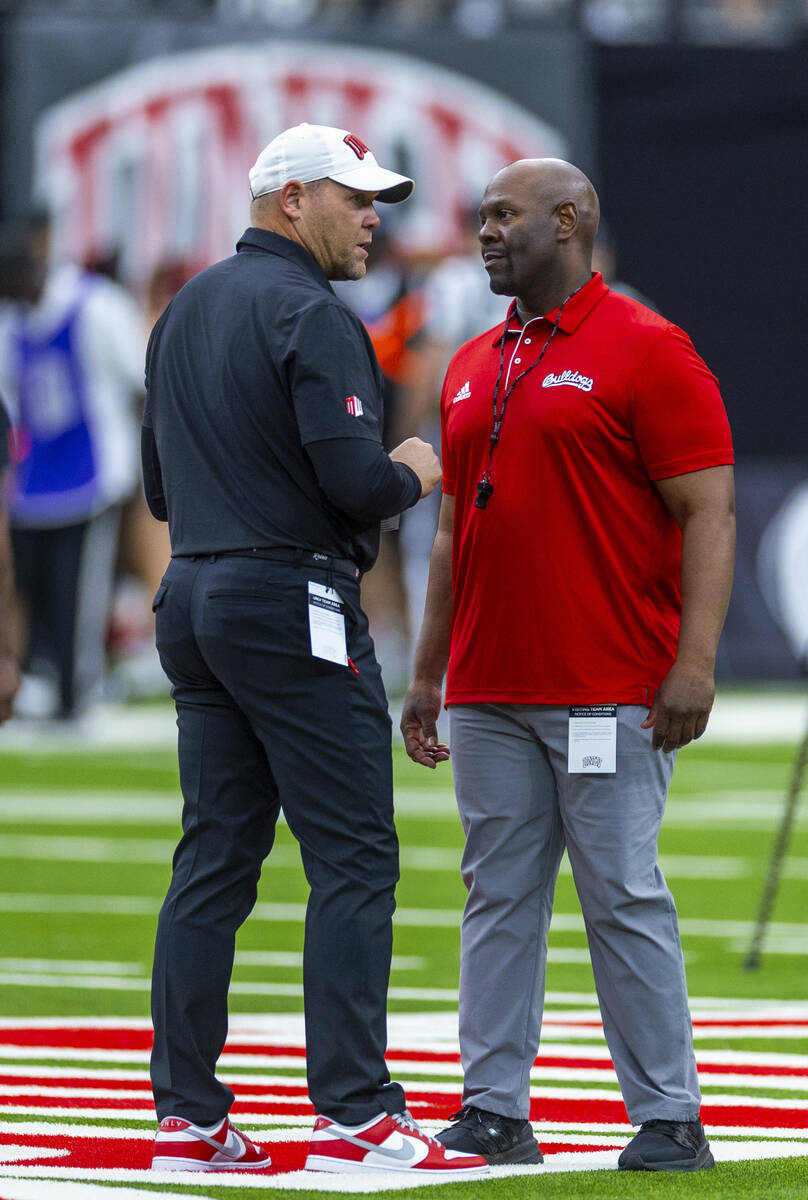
[
  {"x1": 152, "y1": 1155, "x2": 271, "y2": 1171},
  {"x1": 305, "y1": 1154, "x2": 489, "y2": 1177}
]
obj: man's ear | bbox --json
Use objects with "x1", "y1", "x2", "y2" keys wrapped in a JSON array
[
  {"x1": 556, "y1": 200, "x2": 579, "y2": 242},
  {"x1": 279, "y1": 180, "x2": 305, "y2": 221}
]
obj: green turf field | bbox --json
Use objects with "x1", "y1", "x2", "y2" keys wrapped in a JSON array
[{"x1": 0, "y1": 710, "x2": 806, "y2": 1196}]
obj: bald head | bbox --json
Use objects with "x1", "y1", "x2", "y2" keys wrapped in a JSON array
[
  {"x1": 492, "y1": 158, "x2": 600, "y2": 251},
  {"x1": 479, "y1": 158, "x2": 600, "y2": 319}
]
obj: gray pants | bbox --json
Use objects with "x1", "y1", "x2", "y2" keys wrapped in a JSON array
[{"x1": 449, "y1": 704, "x2": 700, "y2": 1125}]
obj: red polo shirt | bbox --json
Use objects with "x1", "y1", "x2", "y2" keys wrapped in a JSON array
[{"x1": 440, "y1": 272, "x2": 734, "y2": 707}]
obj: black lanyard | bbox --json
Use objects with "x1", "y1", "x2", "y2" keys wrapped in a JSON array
[{"x1": 475, "y1": 286, "x2": 582, "y2": 510}]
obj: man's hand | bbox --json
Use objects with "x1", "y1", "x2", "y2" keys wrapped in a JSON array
[
  {"x1": 400, "y1": 680, "x2": 450, "y2": 769},
  {"x1": 0, "y1": 653, "x2": 20, "y2": 724},
  {"x1": 641, "y1": 659, "x2": 715, "y2": 753},
  {"x1": 389, "y1": 438, "x2": 442, "y2": 498}
]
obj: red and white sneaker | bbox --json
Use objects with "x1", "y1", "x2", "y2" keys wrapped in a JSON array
[
  {"x1": 151, "y1": 1115, "x2": 271, "y2": 1171},
  {"x1": 305, "y1": 1109, "x2": 490, "y2": 1176}
]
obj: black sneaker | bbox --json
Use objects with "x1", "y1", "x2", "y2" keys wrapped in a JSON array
[
  {"x1": 618, "y1": 1119, "x2": 715, "y2": 1172},
  {"x1": 436, "y1": 1106, "x2": 543, "y2": 1165}
]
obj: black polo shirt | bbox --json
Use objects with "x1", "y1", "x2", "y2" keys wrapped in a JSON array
[{"x1": 143, "y1": 227, "x2": 420, "y2": 571}]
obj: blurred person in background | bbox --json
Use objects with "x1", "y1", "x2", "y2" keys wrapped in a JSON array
[
  {"x1": 0, "y1": 394, "x2": 21, "y2": 722},
  {"x1": 107, "y1": 259, "x2": 202, "y2": 702},
  {"x1": 398, "y1": 209, "x2": 510, "y2": 649},
  {"x1": 334, "y1": 229, "x2": 429, "y2": 692},
  {"x1": 0, "y1": 214, "x2": 145, "y2": 721},
  {"x1": 592, "y1": 217, "x2": 658, "y2": 310},
  {"x1": 402, "y1": 158, "x2": 735, "y2": 1171}
]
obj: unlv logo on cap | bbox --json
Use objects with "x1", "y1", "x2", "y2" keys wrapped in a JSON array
[{"x1": 343, "y1": 133, "x2": 369, "y2": 160}]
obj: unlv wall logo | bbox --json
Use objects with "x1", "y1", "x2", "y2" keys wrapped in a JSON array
[
  {"x1": 34, "y1": 42, "x2": 564, "y2": 286},
  {"x1": 343, "y1": 133, "x2": 369, "y2": 160}
]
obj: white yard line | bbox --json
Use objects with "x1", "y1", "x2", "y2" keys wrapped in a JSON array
[
  {"x1": 0, "y1": 1183, "x2": 219, "y2": 1200},
  {"x1": 4, "y1": 1119, "x2": 806, "y2": 1142},
  {"x1": 5, "y1": 894, "x2": 806, "y2": 948},
  {"x1": 6, "y1": 833, "x2": 807, "y2": 882},
  {"x1": 2, "y1": 788, "x2": 808, "y2": 827},
  {"x1": 2, "y1": 1139, "x2": 808, "y2": 1193},
  {"x1": 3, "y1": 1080, "x2": 808, "y2": 1105}
]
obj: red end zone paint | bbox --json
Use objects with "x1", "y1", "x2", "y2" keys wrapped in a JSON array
[
  {"x1": 0, "y1": 1028, "x2": 154, "y2": 1051},
  {"x1": 1, "y1": 1020, "x2": 807, "y2": 1181},
  {"x1": 0, "y1": 1131, "x2": 622, "y2": 1172},
  {"x1": 0, "y1": 1132, "x2": 300, "y2": 1173}
]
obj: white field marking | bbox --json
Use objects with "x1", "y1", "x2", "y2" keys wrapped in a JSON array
[
  {"x1": 0, "y1": 1086, "x2": 152, "y2": 1099},
  {"x1": 3, "y1": 997, "x2": 805, "y2": 1028},
  {"x1": 3, "y1": 1139, "x2": 808, "y2": 1191},
  {"x1": 3, "y1": 1050, "x2": 808, "y2": 1085},
  {"x1": 3, "y1": 831, "x2": 808, "y2": 884},
  {"x1": 2, "y1": 1007, "x2": 808, "y2": 1052},
  {"x1": 0, "y1": 1067, "x2": 154, "y2": 1082},
  {"x1": 661, "y1": 795, "x2": 808, "y2": 828},
  {"x1": 3, "y1": 787, "x2": 801, "y2": 825},
  {"x1": 0, "y1": 1049, "x2": 151, "y2": 1065},
  {"x1": 2, "y1": 787, "x2": 806, "y2": 827},
  {"x1": 0, "y1": 960, "x2": 142, "y2": 976},
  {"x1": 394, "y1": 788, "x2": 808, "y2": 826},
  {"x1": 0, "y1": 794, "x2": 180, "y2": 824},
  {"x1": 3, "y1": 1058, "x2": 808, "y2": 1094},
  {"x1": 3, "y1": 1059, "x2": 808, "y2": 1096},
  {"x1": 0, "y1": 1184, "x2": 219, "y2": 1200},
  {"x1": 0, "y1": 1122, "x2": 307, "y2": 1140},
  {"x1": 0, "y1": 1148, "x2": 71, "y2": 1162},
  {"x1": 0, "y1": 975, "x2": 463, "y2": 1001},
  {"x1": 3, "y1": 1084, "x2": 807, "y2": 1112},
  {"x1": 0, "y1": 1107, "x2": 161, "y2": 1120},
  {"x1": 0, "y1": 895, "x2": 158, "y2": 916},
  {"x1": 5, "y1": 1080, "x2": 808, "y2": 1108},
  {"x1": 235, "y1": 952, "x2": 427, "y2": 970},
  {"x1": 727, "y1": 936, "x2": 808, "y2": 956},
  {"x1": 0, "y1": 974, "x2": 151, "y2": 992},
  {"x1": 0, "y1": 952, "x2": 422, "y2": 975},
  {"x1": 538, "y1": 1024, "x2": 808, "y2": 1042},
  {"x1": 3, "y1": 1117, "x2": 806, "y2": 1143},
  {"x1": 8, "y1": 891, "x2": 806, "y2": 947},
  {"x1": 0, "y1": 835, "x2": 177, "y2": 862}
]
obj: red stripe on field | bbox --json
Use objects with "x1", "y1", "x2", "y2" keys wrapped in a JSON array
[
  {"x1": 525, "y1": 1097, "x2": 808, "y2": 1130},
  {"x1": 0, "y1": 1131, "x2": 623, "y2": 1172},
  {"x1": 3, "y1": 1027, "x2": 807, "y2": 1072},
  {"x1": 542, "y1": 1143, "x2": 622, "y2": 1154},
  {"x1": 0, "y1": 1028, "x2": 154, "y2": 1051},
  {"x1": 5, "y1": 1090, "x2": 804, "y2": 1131},
  {"x1": 692, "y1": 1019, "x2": 808, "y2": 1029},
  {"x1": 699, "y1": 1062, "x2": 808, "y2": 1078},
  {"x1": 5, "y1": 1059, "x2": 808, "y2": 1090},
  {"x1": 0, "y1": 1094, "x2": 314, "y2": 1115},
  {"x1": 0, "y1": 1074, "x2": 153, "y2": 1091},
  {"x1": 0, "y1": 1132, "x2": 299, "y2": 1173},
  {"x1": 701, "y1": 1104, "x2": 808, "y2": 1130},
  {"x1": 0, "y1": 1075, "x2": 310, "y2": 1095}
]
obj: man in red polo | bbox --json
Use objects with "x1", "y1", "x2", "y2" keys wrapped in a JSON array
[{"x1": 401, "y1": 159, "x2": 735, "y2": 1172}]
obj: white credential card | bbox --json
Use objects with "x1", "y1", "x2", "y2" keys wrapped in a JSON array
[
  {"x1": 568, "y1": 705, "x2": 617, "y2": 774},
  {"x1": 307, "y1": 580, "x2": 347, "y2": 666}
]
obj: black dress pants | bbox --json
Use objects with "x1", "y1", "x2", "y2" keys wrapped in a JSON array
[
  {"x1": 150, "y1": 553, "x2": 405, "y2": 1126},
  {"x1": 12, "y1": 520, "x2": 88, "y2": 715}
]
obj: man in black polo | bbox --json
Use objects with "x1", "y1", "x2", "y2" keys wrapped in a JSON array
[{"x1": 143, "y1": 123, "x2": 488, "y2": 1179}]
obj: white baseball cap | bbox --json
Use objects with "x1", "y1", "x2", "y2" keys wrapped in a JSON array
[{"x1": 249, "y1": 123, "x2": 413, "y2": 204}]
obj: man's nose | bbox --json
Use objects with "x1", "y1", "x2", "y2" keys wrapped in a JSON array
[
  {"x1": 479, "y1": 220, "x2": 496, "y2": 243},
  {"x1": 365, "y1": 206, "x2": 381, "y2": 228}
]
